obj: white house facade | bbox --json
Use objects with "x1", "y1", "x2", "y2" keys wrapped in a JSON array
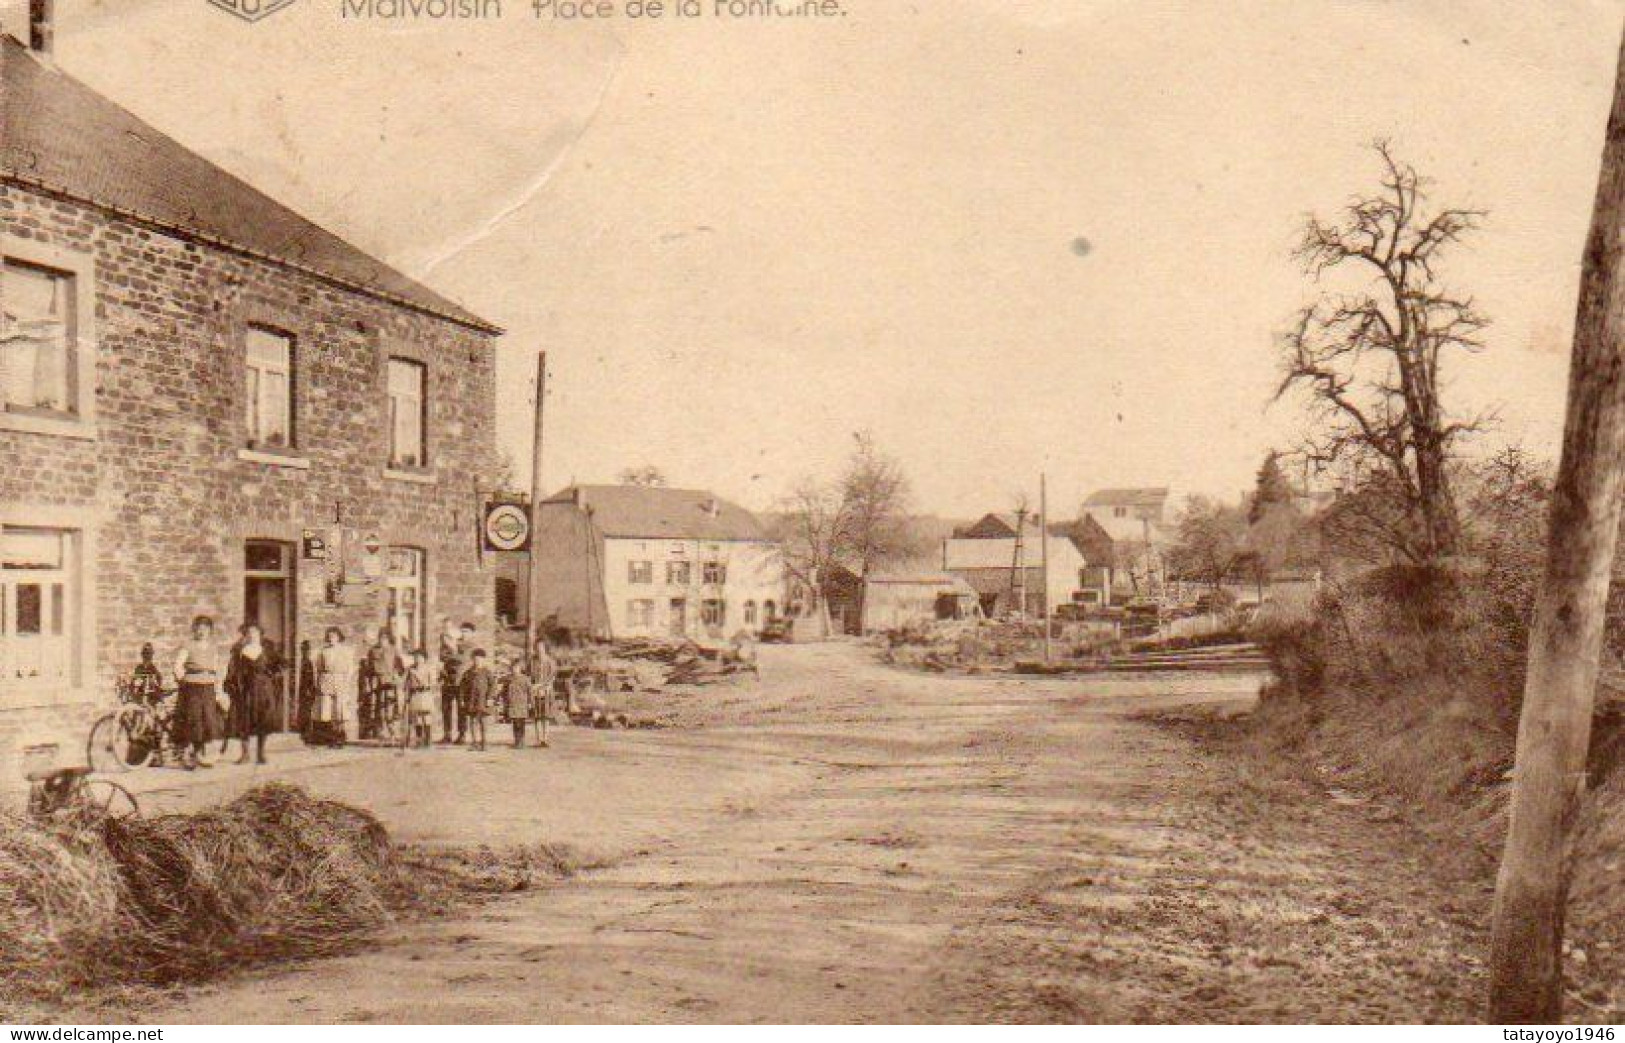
[
  {"x1": 603, "y1": 535, "x2": 784, "y2": 641},
  {"x1": 531, "y1": 485, "x2": 785, "y2": 644}
]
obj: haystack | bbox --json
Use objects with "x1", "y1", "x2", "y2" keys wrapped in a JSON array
[{"x1": 101, "y1": 782, "x2": 397, "y2": 977}]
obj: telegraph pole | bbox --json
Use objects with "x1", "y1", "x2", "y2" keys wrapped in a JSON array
[
  {"x1": 1489, "y1": 25, "x2": 1625, "y2": 1022},
  {"x1": 1040, "y1": 473, "x2": 1052, "y2": 663},
  {"x1": 527, "y1": 352, "x2": 548, "y2": 659}
]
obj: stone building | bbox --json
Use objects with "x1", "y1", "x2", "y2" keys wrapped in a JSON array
[
  {"x1": 0, "y1": 19, "x2": 503, "y2": 778},
  {"x1": 528, "y1": 485, "x2": 785, "y2": 644}
]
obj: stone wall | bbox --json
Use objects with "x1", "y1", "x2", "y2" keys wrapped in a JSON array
[{"x1": 1, "y1": 181, "x2": 502, "y2": 780}]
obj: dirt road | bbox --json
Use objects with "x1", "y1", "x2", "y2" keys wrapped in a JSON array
[{"x1": 116, "y1": 643, "x2": 1486, "y2": 1024}]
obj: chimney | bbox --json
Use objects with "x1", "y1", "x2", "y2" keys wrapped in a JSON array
[{"x1": 28, "y1": 0, "x2": 51, "y2": 55}]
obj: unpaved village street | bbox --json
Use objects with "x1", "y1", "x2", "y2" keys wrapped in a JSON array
[{"x1": 100, "y1": 643, "x2": 1488, "y2": 1024}]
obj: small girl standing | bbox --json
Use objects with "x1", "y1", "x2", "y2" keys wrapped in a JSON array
[
  {"x1": 502, "y1": 657, "x2": 533, "y2": 748},
  {"x1": 402, "y1": 648, "x2": 436, "y2": 749}
]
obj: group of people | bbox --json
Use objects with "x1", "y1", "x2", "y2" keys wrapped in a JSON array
[
  {"x1": 146, "y1": 615, "x2": 561, "y2": 770},
  {"x1": 154, "y1": 614, "x2": 288, "y2": 770}
]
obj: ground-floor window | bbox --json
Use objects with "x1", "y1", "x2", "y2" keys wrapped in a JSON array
[
  {"x1": 743, "y1": 600, "x2": 758, "y2": 627},
  {"x1": 1, "y1": 526, "x2": 79, "y2": 689},
  {"x1": 627, "y1": 599, "x2": 655, "y2": 628},
  {"x1": 385, "y1": 547, "x2": 426, "y2": 651},
  {"x1": 701, "y1": 598, "x2": 726, "y2": 635}
]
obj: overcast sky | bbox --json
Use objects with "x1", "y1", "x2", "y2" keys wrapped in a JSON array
[{"x1": 22, "y1": 0, "x2": 1623, "y2": 516}]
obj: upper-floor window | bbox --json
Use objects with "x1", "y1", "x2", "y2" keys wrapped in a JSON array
[
  {"x1": 1, "y1": 260, "x2": 77, "y2": 417},
  {"x1": 387, "y1": 357, "x2": 427, "y2": 468},
  {"x1": 245, "y1": 327, "x2": 294, "y2": 450},
  {"x1": 1113, "y1": 506, "x2": 1128, "y2": 518},
  {"x1": 702, "y1": 561, "x2": 727, "y2": 585},
  {"x1": 628, "y1": 560, "x2": 654, "y2": 584},
  {"x1": 666, "y1": 561, "x2": 692, "y2": 586}
]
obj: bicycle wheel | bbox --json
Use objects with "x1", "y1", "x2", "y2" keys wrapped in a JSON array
[
  {"x1": 77, "y1": 778, "x2": 140, "y2": 820},
  {"x1": 86, "y1": 708, "x2": 148, "y2": 772}
]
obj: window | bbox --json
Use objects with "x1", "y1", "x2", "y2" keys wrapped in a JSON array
[
  {"x1": 628, "y1": 560, "x2": 654, "y2": 584},
  {"x1": 763, "y1": 599, "x2": 777, "y2": 621},
  {"x1": 385, "y1": 547, "x2": 425, "y2": 649},
  {"x1": 495, "y1": 577, "x2": 520, "y2": 625},
  {"x1": 387, "y1": 358, "x2": 427, "y2": 468},
  {"x1": 245, "y1": 327, "x2": 294, "y2": 450},
  {"x1": 1113, "y1": 506, "x2": 1128, "y2": 518},
  {"x1": 1, "y1": 260, "x2": 77, "y2": 416},
  {"x1": 743, "y1": 601, "x2": 758, "y2": 626},
  {"x1": 627, "y1": 599, "x2": 655, "y2": 628},
  {"x1": 1, "y1": 527, "x2": 77, "y2": 687},
  {"x1": 666, "y1": 561, "x2": 692, "y2": 586},
  {"x1": 702, "y1": 561, "x2": 727, "y2": 585},
  {"x1": 701, "y1": 599, "x2": 726, "y2": 633}
]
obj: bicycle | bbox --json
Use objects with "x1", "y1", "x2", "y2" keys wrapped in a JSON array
[
  {"x1": 87, "y1": 675, "x2": 181, "y2": 772},
  {"x1": 26, "y1": 765, "x2": 140, "y2": 822}
]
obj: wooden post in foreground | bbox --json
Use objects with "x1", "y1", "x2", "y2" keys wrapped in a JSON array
[{"x1": 1488, "y1": 27, "x2": 1625, "y2": 1023}]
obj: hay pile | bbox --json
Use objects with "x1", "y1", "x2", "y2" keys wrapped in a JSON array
[
  {"x1": 0, "y1": 782, "x2": 400, "y2": 1000},
  {"x1": 102, "y1": 782, "x2": 396, "y2": 977},
  {"x1": 0, "y1": 811, "x2": 129, "y2": 995}
]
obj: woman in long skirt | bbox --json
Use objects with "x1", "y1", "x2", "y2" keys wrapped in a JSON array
[
  {"x1": 313, "y1": 626, "x2": 358, "y2": 746},
  {"x1": 224, "y1": 624, "x2": 285, "y2": 764},
  {"x1": 172, "y1": 615, "x2": 223, "y2": 770}
]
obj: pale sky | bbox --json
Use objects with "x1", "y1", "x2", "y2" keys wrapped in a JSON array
[{"x1": 19, "y1": 0, "x2": 1623, "y2": 516}]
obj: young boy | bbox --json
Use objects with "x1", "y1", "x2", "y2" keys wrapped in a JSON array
[{"x1": 462, "y1": 648, "x2": 493, "y2": 752}]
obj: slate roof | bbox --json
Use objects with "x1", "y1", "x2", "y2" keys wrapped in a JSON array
[
  {"x1": 542, "y1": 485, "x2": 771, "y2": 542},
  {"x1": 0, "y1": 35, "x2": 499, "y2": 334},
  {"x1": 1082, "y1": 487, "x2": 1171, "y2": 509}
]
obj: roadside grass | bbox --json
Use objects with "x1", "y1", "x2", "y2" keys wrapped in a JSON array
[{"x1": 1231, "y1": 571, "x2": 1625, "y2": 1021}]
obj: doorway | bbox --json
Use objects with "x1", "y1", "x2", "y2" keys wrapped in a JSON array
[
  {"x1": 243, "y1": 539, "x2": 295, "y2": 730},
  {"x1": 384, "y1": 546, "x2": 426, "y2": 651}
]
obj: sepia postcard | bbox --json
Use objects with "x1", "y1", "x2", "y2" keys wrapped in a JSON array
[{"x1": 1, "y1": 0, "x2": 1624, "y2": 1030}]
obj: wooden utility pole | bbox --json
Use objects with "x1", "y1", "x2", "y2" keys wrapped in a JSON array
[
  {"x1": 526, "y1": 352, "x2": 548, "y2": 659},
  {"x1": 1488, "y1": 26, "x2": 1625, "y2": 1023},
  {"x1": 1040, "y1": 473, "x2": 1052, "y2": 663},
  {"x1": 1010, "y1": 503, "x2": 1029, "y2": 618}
]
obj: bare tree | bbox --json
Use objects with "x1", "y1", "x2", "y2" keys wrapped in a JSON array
[
  {"x1": 617, "y1": 465, "x2": 669, "y2": 487},
  {"x1": 772, "y1": 476, "x2": 851, "y2": 634},
  {"x1": 1278, "y1": 141, "x2": 1489, "y2": 567},
  {"x1": 775, "y1": 432, "x2": 913, "y2": 632},
  {"x1": 839, "y1": 431, "x2": 912, "y2": 580}
]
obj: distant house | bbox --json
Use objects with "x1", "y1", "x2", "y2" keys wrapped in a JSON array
[
  {"x1": 1048, "y1": 514, "x2": 1118, "y2": 604},
  {"x1": 528, "y1": 485, "x2": 785, "y2": 643},
  {"x1": 942, "y1": 513, "x2": 1090, "y2": 618},
  {"x1": 822, "y1": 562, "x2": 979, "y2": 634},
  {"x1": 1080, "y1": 487, "x2": 1172, "y2": 544},
  {"x1": 1080, "y1": 488, "x2": 1173, "y2": 597}
]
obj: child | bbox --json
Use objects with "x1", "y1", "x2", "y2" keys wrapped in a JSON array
[
  {"x1": 131, "y1": 642, "x2": 167, "y2": 704},
  {"x1": 462, "y1": 648, "x2": 493, "y2": 752},
  {"x1": 502, "y1": 656, "x2": 533, "y2": 748},
  {"x1": 402, "y1": 648, "x2": 436, "y2": 749},
  {"x1": 530, "y1": 641, "x2": 557, "y2": 749}
]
